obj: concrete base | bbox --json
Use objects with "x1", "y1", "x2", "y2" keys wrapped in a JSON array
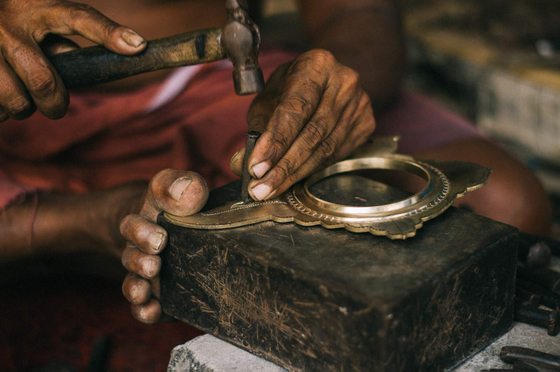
[
  {"x1": 168, "y1": 323, "x2": 560, "y2": 372},
  {"x1": 167, "y1": 335, "x2": 286, "y2": 372}
]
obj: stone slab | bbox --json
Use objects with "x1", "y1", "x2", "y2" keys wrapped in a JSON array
[{"x1": 168, "y1": 324, "x2": 560, "y2": 372}]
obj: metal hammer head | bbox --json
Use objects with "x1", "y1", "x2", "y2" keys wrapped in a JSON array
[{"x1": 222, "y1": 0, "x2": 265, "y2": 95}]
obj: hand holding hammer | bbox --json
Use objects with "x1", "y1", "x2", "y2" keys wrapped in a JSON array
[
  {"x1": 0, "y1": 0, "x2": 263, "y2": 122},
  {"x1": 51, "y1": 0, "x2": 264, "y2": 95}
]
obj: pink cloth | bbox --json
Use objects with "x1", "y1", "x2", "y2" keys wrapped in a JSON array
[
  {"x1": 376, "y1": 92, "x2": 480, "y2": 153},
  {"x1": 0, "y1": 50, "x2": 481, "y2": 210}
]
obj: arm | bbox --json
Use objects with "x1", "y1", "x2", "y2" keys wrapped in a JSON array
[{"x1": 297, "y1": 0, "x2": 406, "y2": 112}]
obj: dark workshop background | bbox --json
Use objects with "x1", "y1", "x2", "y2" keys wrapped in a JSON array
[
  {"x1": 402, "y1": 0, "x2": 560, "y2": 239},
  {"x1": 263, "y1": 0, "x2": 560, "y2": 238}
]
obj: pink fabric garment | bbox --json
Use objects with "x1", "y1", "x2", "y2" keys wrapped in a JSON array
[
  {"x1": 0, "y1": 49, "x2": 481, "y2": 210},
  {"x1": 375, "y1": 92, "x2": 481, "y2": 153},
  {"x1": 0, "y1": 50, "x2": 295, "y2": 209}
]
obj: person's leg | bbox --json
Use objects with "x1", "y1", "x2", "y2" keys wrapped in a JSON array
[
  {"x1": 415, "y1": 139, "x2": 551, "y2": 235},
  {"x1": 376, "y1": 92, "x2": 552, "y2": 235}
]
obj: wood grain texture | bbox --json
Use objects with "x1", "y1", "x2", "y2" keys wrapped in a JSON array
[{"x1": 159, "y1": 176, "x2": 518, "y2": 371}]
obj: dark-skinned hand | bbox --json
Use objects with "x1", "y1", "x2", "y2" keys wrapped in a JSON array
[
  {"x1": 121, "y1": 49, "x2": 375, "y2": 324},
  {"x1": 120, "y1": 169, "x2": 208, "y2": 324},
  {"x1": 0, "y1": 0, "x2": 146, "y2": 121},
  {"x1": 243, "y1": 49, "x2": 376, "y2": 201}
]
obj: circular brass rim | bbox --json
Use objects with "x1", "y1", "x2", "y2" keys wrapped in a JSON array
[{"x1": 289, "y1": 156, "x2": 450, "y2": 220}]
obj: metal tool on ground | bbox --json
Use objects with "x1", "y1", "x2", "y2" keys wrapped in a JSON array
[
  {"x1": 516, "y1": 284, "x2": 560, "y2": 310},
  {"x1": 500, "y1": 346, "x2": 560, "y2": 371},
  {"x1": 49, "y1": 0, "x2": 264, "y2": 96},
  {"x1": 514, "y1": 300, "x2": 560, "y2": 336}
]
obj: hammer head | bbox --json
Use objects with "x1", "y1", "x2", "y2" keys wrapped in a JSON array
[{"x1": 222, "y1": 0, "x2": 265, "y2": 95}]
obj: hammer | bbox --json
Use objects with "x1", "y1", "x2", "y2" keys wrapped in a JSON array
[{"x1": 49, "y1": 0, "x2": 264, "y2": 95}]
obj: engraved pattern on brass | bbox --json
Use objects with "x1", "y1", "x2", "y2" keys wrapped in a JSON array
[{"x1": 164, "y1": 138, "x2": 490, "y2": 239}]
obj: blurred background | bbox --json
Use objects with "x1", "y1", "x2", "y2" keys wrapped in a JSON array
[{"x1": 261, "y1": 0, "x2": 560, "y2": 238}]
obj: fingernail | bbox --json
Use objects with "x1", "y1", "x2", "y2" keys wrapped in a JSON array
[
  {"x1": 149, "y1": 232, "x2": 165, "y2": 252},
  {"x1": 252, "y1": 161, "x2": 270, "y2": 179},
  {"x1": 169, "y1": 177, "x2": 192, "y2": 201},
  {"x1": 231, "y1": 150, "x2": 242, "y2": 163},
  {"x1": 121, "y1": 29, "x2": 145, "y2": 48},
  {"x1": 230, "y1": 150, "x2": 243, "y2": 169},
  {"x1": 251, "y1": 183, "x2": 272, "y2": 201},
  {"x1": 145, "y1": 259, "x2": 159, "y2": 278}
]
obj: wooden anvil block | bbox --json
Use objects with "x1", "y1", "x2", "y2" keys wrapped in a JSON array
[{"x1": 159, "y1": 178, "x2": 518, "y2": 371}]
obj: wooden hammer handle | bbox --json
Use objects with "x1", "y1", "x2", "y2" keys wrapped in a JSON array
[{"x1": 50, "y1": 28, "x2": 225, "y2": 89}]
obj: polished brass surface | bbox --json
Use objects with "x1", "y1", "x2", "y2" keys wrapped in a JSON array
[{"x1": 164, "y1": 138, "x2": 491, "y2": 239}]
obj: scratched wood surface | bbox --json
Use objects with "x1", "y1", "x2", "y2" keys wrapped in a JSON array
[{"x1": 159, "y1": 175, "x2": 518, "y2": 371}]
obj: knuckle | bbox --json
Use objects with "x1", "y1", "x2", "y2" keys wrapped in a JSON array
[
  {"x1": 27, "y1": 71, "x2": 56, "y2": 97},
  {"x1": 269, "y1": 132, "x2": 291, "y2": 156},
  {"x1": 68, "y1": 2, "x2": 98, "y2": 18},
  {"x1": 275, "y1": 106, "x2": 305, "y2": 130},
  {"x1": 303, "y1": 118, "x2": 327, "y2": 145},
  {"x1": 68, "y1": 2, "x2": 115, "y2": 33},
  {"x1": 119, "y1": 214, "x2": 139, "y2": 240},
  {"x1": 281, "y1": 95, "x2": 312, "y2": 115},
  {"x1": 121, "y1": 246, "x2": 133, "y2": 268},
  {"x1": 360, "y1": 92, "x2": 373, "y2": 109},
  {"x1": 339, "y1": 67, "x2": 360, "y2": 88},
  {"x1": 307, "y1": 49, "x2": 336, "y2": 66},
  {"x1": 319, "y1": 137, "x2": 338, "y2": 163},
  {"x1": 5, "y1": 94, "x2": 32, "y2": 116},
  {"x1": 275, "y1": 158, "x2": 296, "y2": 179}
]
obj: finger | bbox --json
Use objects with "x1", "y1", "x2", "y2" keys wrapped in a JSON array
[
  {"x1": 122, "y1": 273, "x2": 151, "y2": 305},
  {"x1": 335, "y1": 94, "x2": 376, "y2": 158},
  {"x1": 142, "y1": 169, "x2": 208, "y2": 221},
  {"x1": 262, "y1": 125, "x2": 350, "y2": 198},
  {"x1": 282, "y1": 99, "x2": 375, "y2": 196},
  {"x1": 248, "y1": 52, "x2": 333, "y2": 179},
  {"x1": 2, "y1": 36, "x2": 67, "y2": 119},
  {"x1": 250, "y1": 95, "x2": 369, "y2": 199},
  {"x1": 40, "y1": 34, "x2": 80, "y2": 56},
  {"x1": 248, "y1": 67, "x2": 364, "y2": 200},
  {"x1": 120, "y1": 214, "x2": 167, "y2": 255},
  {"x1": 230, "y1": 147, "x2": 245, "y2": 177},
  {"x1": 44, "y1": 3, "x2": 146, "y2": 55},
  {"x1": 0, "y1": 56, "x2": 35, "y2": 119},
  {"x1": 131, "y1": 299, "x2": 162, "y2": 324},
  {"x1": 121, "y1": 244, "x2": 161, "y2": 280},
  {"x1": 249, "y1": 97, "x2": 343, "y2": 200}
]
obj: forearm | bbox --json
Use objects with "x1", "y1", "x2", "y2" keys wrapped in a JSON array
[
  {"x1": 297, "y1": 0, "x2": 406, "y2": 112},
  {"x1": 0, "y1": 184, "x2": 145, "y2": 262}
]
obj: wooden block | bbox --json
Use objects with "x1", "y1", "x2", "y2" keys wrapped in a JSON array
[{"x1": 159, "y1": 177, "x2": 518, "y2": 371}]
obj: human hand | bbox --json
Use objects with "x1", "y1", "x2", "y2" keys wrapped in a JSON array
[
  {"x1": 120, "y1": 169, "x2": 208, "y2": 324},
  {"x1": 244, "y1": 49, "x2": 375, "y2": 201},
  {"x1": 0, "y1": 0, "x2": 146, "y2": 122}
]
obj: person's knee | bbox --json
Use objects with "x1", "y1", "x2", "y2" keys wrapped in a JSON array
[
  {"x1": 417, "y1": 139, "x2": 552, "y2": 235},
  {"x1": 460, "y1": 161, "x2": 551, "y2": 235}
]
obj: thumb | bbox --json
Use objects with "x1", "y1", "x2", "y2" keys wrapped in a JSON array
[
  {"x1": 45, "y1": 3, "x2": 146, "y2": 55},
  {"x1": 142, "y1": 169, "x2": 209, "y2": 220}
]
